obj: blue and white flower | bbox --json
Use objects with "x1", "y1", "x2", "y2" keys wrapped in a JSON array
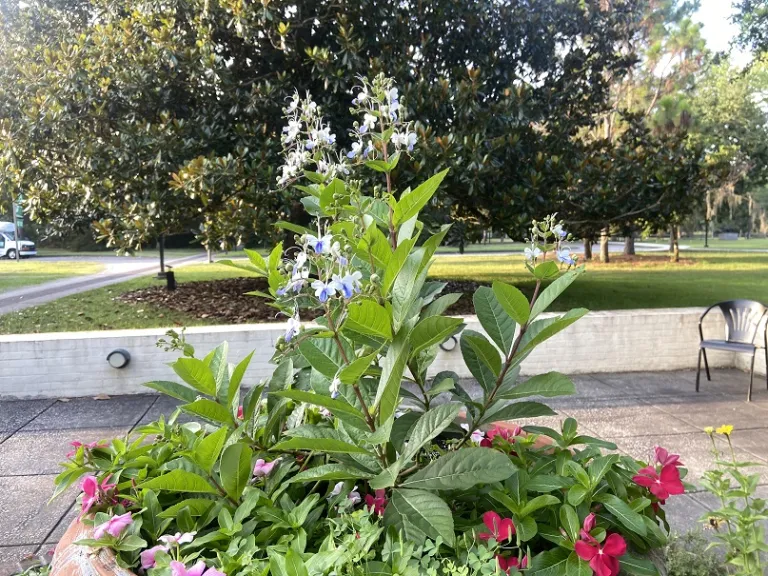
[
  {"x1": 347, "y1": 141, "x2": 363, "y2": 159},
  {"x1": 311, "y1": 279, "x2": 337, "y2": 302},
  {"x1": 557, "y1": 248, "x2": 576, "y2": 266},
  {"x1": 305, "y1": 234, "x2": 333, "y2": 254},
  {"x1": 364, "y1": 141, "x2": 374, "y2": 158},
  {"x1": 524, "y1": 246, "x2": 542, "y2": 262},
  {"x1": 393, "y1": 131, "x2": 417, "y2": 151},
  {"x1": 331, "y1": 242, "x2": 348, "y2": 267},
  {"x1": 347, "y1": 486, "x2": 361, "y2": 505},
  {"x1": 553, "y1": 224, "x2": 567, "y2": 239},
  {"x1": 290, "y1": 266, "x2": 309, "y2": 293},
  {"x1": 284, "y1": 315, "x2": 301, "y2": 342},
  {"x1": 329, "y1": 376, "x2": 341, "y2": 398},
  {"x1": 332, "y1": 271, "x2": 362, "y2": 299},
  {"x1": 359, "y1": 113, "x2": 377, "y2": 134},
  {"x1": 282, "y1": 120, "x2": 302, "y2": 142},
  {"x1": 352, "y1": 89, "x2": 368, "y2": 105}
]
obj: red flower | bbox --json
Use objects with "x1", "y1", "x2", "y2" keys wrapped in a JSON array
[
  {"x1": 237, "y1": 406, "x2": 244, "y2": 420},
  {"x1": 497, "y1": 554, "x2": 528, "y2": 573},
  {"x1": 481, "y1": 425, "x2": 522, "y2": 448},
  {"x1": 575, "y1": 533, "x2": 627, "y2": 576},
  {"x1": 654, "y1": 446, "x2": 682, "y2": 468},
  {"x1": 632, "y1": 464, "x2": 684, "y2": 500},
  {"x1": 478, "y1": 511, "x2": 515, "y2": 542},
  {"x1": 364, "y1": 489, "x2": 387, "y2": 515},
  {"x1": 580, "y1": 512, "x2": 597, "y2": 541}
]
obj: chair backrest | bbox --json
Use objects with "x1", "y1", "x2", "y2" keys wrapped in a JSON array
[{"x1": 716, "y1": 300, "x2": 768, "y2": 344}]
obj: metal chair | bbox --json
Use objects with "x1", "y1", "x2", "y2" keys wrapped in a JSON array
[{"x1": 697, "y1": 300, "x2": 768, "y2": 401}]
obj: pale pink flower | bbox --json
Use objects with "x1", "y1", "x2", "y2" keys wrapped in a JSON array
[
  {"x1": 253, "y1": 458, "x2": 278, "y2": 478},
  {"x1": 170, "y1": 561, "x2": 225, "y2": 576},
  {"x1": 140, "y1": 545, "x2": 167, "y2": 569},
  {"x1": 159, "y1": 531, "x2": 196, "y2": 546},
  {"x1": 93, "y1": 512, "x2": 132, "y2": 539}
]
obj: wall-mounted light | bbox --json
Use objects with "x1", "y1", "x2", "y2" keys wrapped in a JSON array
[
  {"x1": 439, "y1": 335, "x2": 458, "y2": 352},
  {"x1": 107, "y1": 349, "x2": 131, "y2": 369}
]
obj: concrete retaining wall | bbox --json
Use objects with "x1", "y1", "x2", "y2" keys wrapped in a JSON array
[{"x1": 0, "y1": 307, "x2": 754, "y2": 398}]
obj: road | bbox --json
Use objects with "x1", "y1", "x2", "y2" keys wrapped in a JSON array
[{"x1": 0, "y1": 253, "x2": 206, "y2": 315}]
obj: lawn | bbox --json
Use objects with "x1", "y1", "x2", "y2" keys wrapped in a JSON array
[
  {"x1": 36, "y1": 247, "x2": 209, "y2": 258},
  {"x1": 0, "y1": 260, "x2": 104, "y2": 293},
  {"x1": 2, "y1": 252, "x2": 768, "y2": 334},
  {"x1": 641, "y1": 236, "x2": 768, "y2": 250}
]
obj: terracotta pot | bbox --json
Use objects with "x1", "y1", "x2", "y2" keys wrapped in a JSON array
[{"x1": 50, "y1": 518, "x2": 133, "y2": 576}]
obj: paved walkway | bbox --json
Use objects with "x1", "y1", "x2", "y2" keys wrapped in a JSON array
[
  {"x1": 0, "y1": 254, "x2": 206, "y2": 314},
  {"x1": 1, "y1": 369, "x2": 766, "y2": 574}
]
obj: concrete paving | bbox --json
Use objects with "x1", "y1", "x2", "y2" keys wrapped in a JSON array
[
  {"x1": 0, "y1": 254, "x2": 206, "y2": 314},
  {"x1": 1, "y1": 369, "x2": 767, "y2": 574}
]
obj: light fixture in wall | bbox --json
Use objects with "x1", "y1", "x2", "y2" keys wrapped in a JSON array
[
  {"x1": 439, "y1": 335, "x2": 458, "y2": 352},
  {"x1": 107, "y1": 349, "x2": 131, "y2": 369}
]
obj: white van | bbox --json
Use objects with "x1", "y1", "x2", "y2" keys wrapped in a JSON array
[{"x1": 0, "y1": 222, "x2": 37, "y2": 259}]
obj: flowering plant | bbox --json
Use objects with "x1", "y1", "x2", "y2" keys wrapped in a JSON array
[{"x1": 53, "y1": 75, "x2": 684, "y2": 576}]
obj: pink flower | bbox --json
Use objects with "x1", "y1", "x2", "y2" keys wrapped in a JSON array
[
  {"x1": 170, "y1": 561, "x2": 225, "y2": 576},
  {"x1": 580, "y1": 512, "x2": 597, "y2": 540},
  {"x1": 93, "y1": 512, "x2": 132, "y2": 539},
  {"x1": 498, "y1": 554, "x2": 528, "y2": 573},
  {"x1": 481, "y1": 425, "x2": 522, "y2": 448},
  {"x1": 253, "y1": 459, "x2": 278, "y2": 478},
  {"x1": 478, "y1": 510, "x2": 515, "y2": 542},
  {"x1": 632, "y1": 464, "x2": 685, "y2": 500},
  {"x1": 575, "y1": 533, "x2": 626, "y2": 576},
  {"x1": 364, "y1": 489, "x2": 388, "y2": 515},
  {"x1": 140, "y1": 545, "x2": 167, "y2": 569},
  {"x1": 66, "y1": 440, "x2": 108, "y2": 458},
  {"x1": 237, "y1": 406, "x2": 244, "y2": 420},
  {"x1": 654, "y1": 446, "x2": 682, "y2": 468},
  {"x1": 158, "y1": 531, "x2": 196, "y2": 546},
  {"x1": 79, "y1": 475, "x2": 117, "y2": 519}
]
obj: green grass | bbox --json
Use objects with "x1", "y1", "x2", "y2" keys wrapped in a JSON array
[
  {"x1": 2, "y1": 252, "x2": 768, "y2": 334},
  {"x1": 0, "y1": 260, "x2": 104, "y2": 293},
  {"x1": 36, "y1": 248, "x2": 208, "y2": 258},
  {"x1": 0, "y1": 263, "x2": 257, "y2": 334},
  {"x1": 641, "y1": 236, "x2": 768, "y2": 250}
]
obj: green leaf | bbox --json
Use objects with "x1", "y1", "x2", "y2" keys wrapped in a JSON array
[
  {"x1": 619, "y1": 555, "x2": 660, "y2": 576},
  {"x1": 274, "y1": 221, "x2": 314, "y2": 238},
  {"x1": 594, "y1": 493, "x2": 647, "y2": 536},
  {"x1": 526, "y1": 476, "x2": 574, "y2": 492},
  {"x1": 228, "y1": 351, "x2": 254, "y2": 407},
  {"x1": 139, "y1": 470, "x2": 218, "y2": 494},
  {"x1": 391, "y1": 250, "x2": 428, "y2": 330},
  {"x1": 181, "y1": 399, "x2": 234, "y2": 425},
  {"x1": 479, "y1": 401, "x2": 556, "y2": 426},
  {"x1": 560, "y1": 504, "x2": 580, "y2": 542},
  {"x1": 533, "y1": 261, "x2": 559, "y2": 280},
  {"x1": 530, "y1": 266, "x2": 585, "y2": 319},
  {"x1": 460, "y1": 330, "x2": 501, "y2": 393},
  {"x1": 409, "y1": 316, "x2": 464, "y2": 358},
  {"x1": 220, "y1": 443, "x2": 253, "y2": 501},
  {"x1": 384, "y1": 488, "x2": 455, "y2": 547},
  {"x1": 194, "y1": 427, "x2": 229, "y2": 474},
  {"x1": 144, "y1": 381, "x2": 198, "y2": 403},
  {"x1": 244, "y1": 248, "x2": 268, "y2": 271},
  {"x1": 205, "y1": 342, "x2": 230, "y2": 404},
  {"x1": 271, "y1": 437, "x2": 374, "y2": 455},
  {"x1": 422, "y1": 293, "x2": 462, "y2": 319},
  {"x1": 497, "y1": 372, "x2": 576, "y2": 400},
  {"x1": 529, "y1": 546, "x2": 569, "y2": 576},
  {"x1": 172, "y1": 358, "x2": 216, "y2": 396},
  {"x1": 374, "y1": 333, "x2": 408, "y2": 424},
  {"x1": 401, "y1": 447, "x2": 515, "y2": 491},
  {"x1": 287, "y1": 464, "x2": 373, "y2": 484},
  {"x1": 158, "y1": 498, "x2": 215, "y2": 518},
  {"x1": 492, "y1": 281, "x2": 531, "y2": 326},
  {"x1": 285, "y1": 548, "x2": 309, "y2": 576},
  {"x1": 520, "y1": 495, "x2": 560, "y2": 517},
  {"x1": 399, "y1": 402, "x2": 462, "y2": 463},
  {"x1": 518, "y1": 309, "x2": 589, "y2": 356},
  {"x1": 518, "y1": 516, "x2": 538, "y2": 542},
  {"x1": 588, "y1": 455, "x2": 619, "y2": 488},
  {"x1": 393, "y1": 168, "x2": 449, "y2": 225},
  {"x1": 298, "y1": 339, "x2": 343, "y2": 380},
  {"x1": 271, "y1": 390, "x2": 366, "y2": 423},
  {"x1": 566, "y1": 552, "x2": 592, "y2": 576},
  {"x1": 338, "y1": 351, "x2": 380, "y2": 385},
  {"x1": 474, "y1": 286, "x2": 517, "y2": 354},
  {"x1": 567, "y1": 485, "x2": 587, "y2": 506},
  {"x1": 382, "y1": 238, "x2": 417, "y2": 296},
  {"x1": 343, "y1": 300, "x2": 393, "y2": 341}
]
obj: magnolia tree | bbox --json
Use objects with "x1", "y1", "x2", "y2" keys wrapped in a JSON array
[{"x1": 53, "y1": 76, "x2": 688, "y2": 576}]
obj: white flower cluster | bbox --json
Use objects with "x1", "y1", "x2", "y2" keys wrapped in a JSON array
[
  {"x1": 524, "y1": 214, "x2": 577, "y2": 267},
  {"x1": 277, "y1": 93, "x2": 349, "y2": 186}
]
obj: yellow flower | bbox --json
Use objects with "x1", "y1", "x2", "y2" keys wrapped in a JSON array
[
  {"x1": 716, "y1": 425, "x2": 734, "y2": 436},
  {"x1": 703, "y1": 426, "x2": 714, "y2": 435}
]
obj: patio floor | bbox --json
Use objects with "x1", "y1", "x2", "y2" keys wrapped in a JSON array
[{"x1": 1, "y1": 368, "x2": 767, "y2": 574}]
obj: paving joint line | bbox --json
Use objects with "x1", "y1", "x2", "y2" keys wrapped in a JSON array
[
  {"x1": 35, "y1": 500, "x2": 75, "y2": 555},
  {"x1": 0, "y1": 400, "x2": 57, "y2": 447}
]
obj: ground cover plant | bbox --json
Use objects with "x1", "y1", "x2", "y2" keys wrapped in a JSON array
[{"x1": 49, "y1": 75, "x2": 692, "y2": 576}]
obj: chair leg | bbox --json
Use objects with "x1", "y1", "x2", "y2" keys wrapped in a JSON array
[
  {"x1": 748, "y1": 352, "x2": 756, "y2": 402},
  {"x1": 702, "y1": 348, "x2": 711, "y2": 381},
  {"x1": 696, "y1": 349, "x2": 702, "y2": 392}
]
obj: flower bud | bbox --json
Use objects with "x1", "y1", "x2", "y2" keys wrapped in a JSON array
[{"x1": 369, "y1": 273, "x2": 380, "y2": 284}]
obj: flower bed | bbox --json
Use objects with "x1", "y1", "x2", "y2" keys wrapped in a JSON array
[{"x1": 50, "y1": 74, "x2": 689, "y2": 576}]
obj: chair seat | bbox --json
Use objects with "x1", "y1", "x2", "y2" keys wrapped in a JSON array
[{"x1": 700, "y1": 339, "x2": 756, "y2": 353}]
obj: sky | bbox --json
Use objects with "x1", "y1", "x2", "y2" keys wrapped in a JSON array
[{"x1": 693, "y1": 0, "x2": 752, "y2": 66}]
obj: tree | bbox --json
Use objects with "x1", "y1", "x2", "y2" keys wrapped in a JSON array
[
  {"x1": 734, "y1": 0, "x2": 768, "y2": 54},
  {"x1": 0, "y1": 0, "x2": 641, "y2": 253}
]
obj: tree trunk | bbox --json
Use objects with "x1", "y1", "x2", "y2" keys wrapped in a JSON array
[
  {"x1": 459, "y1": 237, "x2": 465, "y2": 254},
  {"x1": 600, "y1": 228, "x2": 610, "y2": 263},
  {"x1": 158, "y1": 234, "x2": 166, "y2": 275},
  {"x1": 670, "y1": 225, "x2": 679, "y2": 263},
  {"x1": 704, "y1": 218, "x2": 709, "y2": 248},
  {"x1": 623, "y1": 234, "x2": 635, "y2": 256},
  {"x1": 583, "y1": 238, "x2": 592, "y2": 260},
  {"x1": 207, "y1": 247, "x2": 213, "y2": 263}
]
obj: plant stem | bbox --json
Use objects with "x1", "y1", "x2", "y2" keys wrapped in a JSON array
[{"x1": 457, "y1": 279, "x2": 542, "y2": 448}]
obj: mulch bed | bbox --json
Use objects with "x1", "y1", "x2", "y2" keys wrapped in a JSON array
[{"x1": 117, "y1": 278, "x2": 485, "y2": 324}]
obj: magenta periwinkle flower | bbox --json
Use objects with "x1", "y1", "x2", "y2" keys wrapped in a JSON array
[
  {"x1": 170, "y1": 561, "x2": 225, "y2": 576},
  {"x1": 79, "y1": 474, "x2": 117, "y2": 519},
  {"x1": 93, "y1": 512, "x2": 132, "y2": 539}
]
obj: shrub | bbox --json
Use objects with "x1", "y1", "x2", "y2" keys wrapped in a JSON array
[
  {"x1": 663, "y1": 531, "x2": 726, "y2": 576},
  {"x1": 53, "y1": 74, "x2": 687, "y2": 576}
]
